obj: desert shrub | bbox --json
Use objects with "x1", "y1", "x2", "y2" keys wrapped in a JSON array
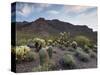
[
  {"x1": 71, "y1": 41, "x2": 78, "y2": 49},
  {"x1": 60, "y1": 53, "x2": 76, "y2": 69},
  {"x1": 32, "y1": 60, "x2": 56, "y2": 71},
  {"x1": 67, "y1": 47, "x2": 77, "y2": 55},
  {"x1": 67, "y1": 47, "x2": 75, "y2": 52},
  {"x1": 89, "y1": 50, "x2": 97, "y2": 58},
  {"x1": 17, "y1": 39, "x2": 28, "y2": 46},
  {"x1": 92, "y1": 45, "x2": 97, "y2": 53},
  {"x1": 84, "y1": 45, "x2": 97, "y2": 58},
  {"x1": 25, "y1": 51, "x2": 37, "y2": 61},
  {"x1": 75, "y1": 47, "x2": 90, "y2": 62},
  {"x1": 47, "y1": 46, "x2": 53, "y2": 59},
  {"x1": 39, "y1": 48, "x2": 49, "y2": 66},
  {"x1": 83, "y1": 45, "x2": 90, "y2": 53},
  {"x1": 59, "y1": 45, "x2": 66, "y2": 51},
  {"x1": 27, "y1": 42, "x2": 35, "y2": 48},
  {"x1": 74, "y1": 36, "x2": 91, "y2": 47},
  {"x1": 93, "y1": 49, "x2": 97, "y2": 53}
]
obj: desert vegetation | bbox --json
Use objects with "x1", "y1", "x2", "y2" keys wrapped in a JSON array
[{"x1": 12, "y1": 31, "x2": 97, "y2": 72}]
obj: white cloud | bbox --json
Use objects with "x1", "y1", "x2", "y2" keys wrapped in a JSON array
[
  {"x1": 34, "y1": 3, "x2": 51, "y2": 12},
  {"x1": 63, "y1": 5, "x2": 94, "y2": 14},
  {"x1": 58, "y1": 5, "x2": 98, "y2": 31},
  {"x1": 47, "y1": 10, "x2": 59, "y2": 14},
  {"x1": 17, "y1": 4, "x2": 33, "y2": 17},
  {"x1": 68, "y1": 10, "x2": 98, "y2": 31},
  {"x1": 39, "y1": 3, "x2": 51, "y2": 8}
]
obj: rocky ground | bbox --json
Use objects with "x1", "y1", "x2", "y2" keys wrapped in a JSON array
[{"x1": 16, "y1": 47, "x2": 97, "y2": 73}]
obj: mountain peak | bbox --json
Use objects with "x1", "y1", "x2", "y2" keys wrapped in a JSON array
[
  {"x1": 52, "y1": 19, "x2": 60, "y2": 22},
  {"x1": 35, "y1": 17, "x2": 45, "y2": 22},
  {"x1": 34, "y1": 17, "x2": 47, "y2": 25}
]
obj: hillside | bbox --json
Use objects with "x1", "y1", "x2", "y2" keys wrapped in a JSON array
[{"x1": 12, "y1": 17, "x2": 97, "y2": 42}]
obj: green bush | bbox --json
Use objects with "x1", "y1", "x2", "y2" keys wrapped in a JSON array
[
  {"x1": 92, "y1": 45, "x2": 97, "y2": 53},
  {"x1": 17, "y1": 39, "x2": 28, "y2": 46},
  {"x1": 67, "y1": 47, "x2": 76, "y2": 55},
  {"x1": 61, "y1": 53, "x2": 76, "y2": 69},
  {"x1": 47, "y1": 46, "x2": 53, "y2": 59},
  {"x1": 74, "y1": 36, "x2": 91, "y2": 47},
  {"x1": 93, "y1": 49, "x2": 97, "y2": 53},
  {"x1": 75, "y1": 47, "x2": 90, "y2": 62},
  {"x1": 39, "y1": 48, "x2": 49, "y2": 66},
  {"x1": 25, "y1": 51, "x2": 36, "y2": 61},
  {"x1": 83, "y1": 45, "x2": 90, "y2": 53}
]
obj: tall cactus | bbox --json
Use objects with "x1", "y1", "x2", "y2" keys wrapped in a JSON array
[
  {"x1": 39, "y1": 48, "x2": 49, "y2": 66},
  {"x1": 47, "y1": 46, "x2": 53, "y2": 59}
]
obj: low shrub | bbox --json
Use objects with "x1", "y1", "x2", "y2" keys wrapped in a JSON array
[
  {"x1": 83, "y1": 45, "x2": 90, "y2": 53},
  {"x1": 25, "y1": 51, "x2": 37, "y2": 61},
  {"x1": 60, "y1": 53, "x2": 76, "y2": 69},
  {"x1": 32, "y1": 60, "x2": 56, "y2": 71},
  {"x1": 66, "y1": 47, "x2": 76, "y2": 56},
  {"x1": 59, "y1": 45, "x2": 66, "y2": 51},
  {"x1": 89, "y1": 50, "x2": 97, "y2": 58},
  {"x1": 75, "y1": 47, "x2": 90, "y2": 62},
  {"x1": 74, "y1": 36, "x2": 91, "y2": 47}
]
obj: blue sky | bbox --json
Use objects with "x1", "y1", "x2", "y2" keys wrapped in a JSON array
[{"x1": 12, "y1": 2, "x2": 98, "y2": 31}]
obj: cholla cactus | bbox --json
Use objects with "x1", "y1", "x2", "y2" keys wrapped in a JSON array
[
  {"x1": 65, "y1": 41, "x2": 70, "y2": 47},
  {"x1": 47, "y1": 39, "x2": 53, "y2": 46},
  {"x1": 33, "y1": 38, "x2": 46, "y2": 52},
  {"x1": 59, "y1": 32, "x2": 68, "y2": 46},
  {"x1": 16, "y1": 46, "x2": 31, "y2": 61},
  {"x1": 39, "y1": 48, "x2": 49, "y2": 65},
  {"x1": 47, "y1": 46, "x2": 53, "y2": 59},
  {"x1": 71, "y1": 41, "x2": 78, "y2": 49}
]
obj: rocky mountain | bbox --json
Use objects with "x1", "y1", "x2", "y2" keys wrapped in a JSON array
[{"x1": 13, "y1": 17, "x2": 97, "y2": 41}]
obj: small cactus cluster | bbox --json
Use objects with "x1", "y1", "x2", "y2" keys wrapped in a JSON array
[
  {"x1": 71, "y1": 41, "x2": 78, "y2": 49},
  {"x1": 39, "y1": 46, "x2": 53, "y2": 66}
]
